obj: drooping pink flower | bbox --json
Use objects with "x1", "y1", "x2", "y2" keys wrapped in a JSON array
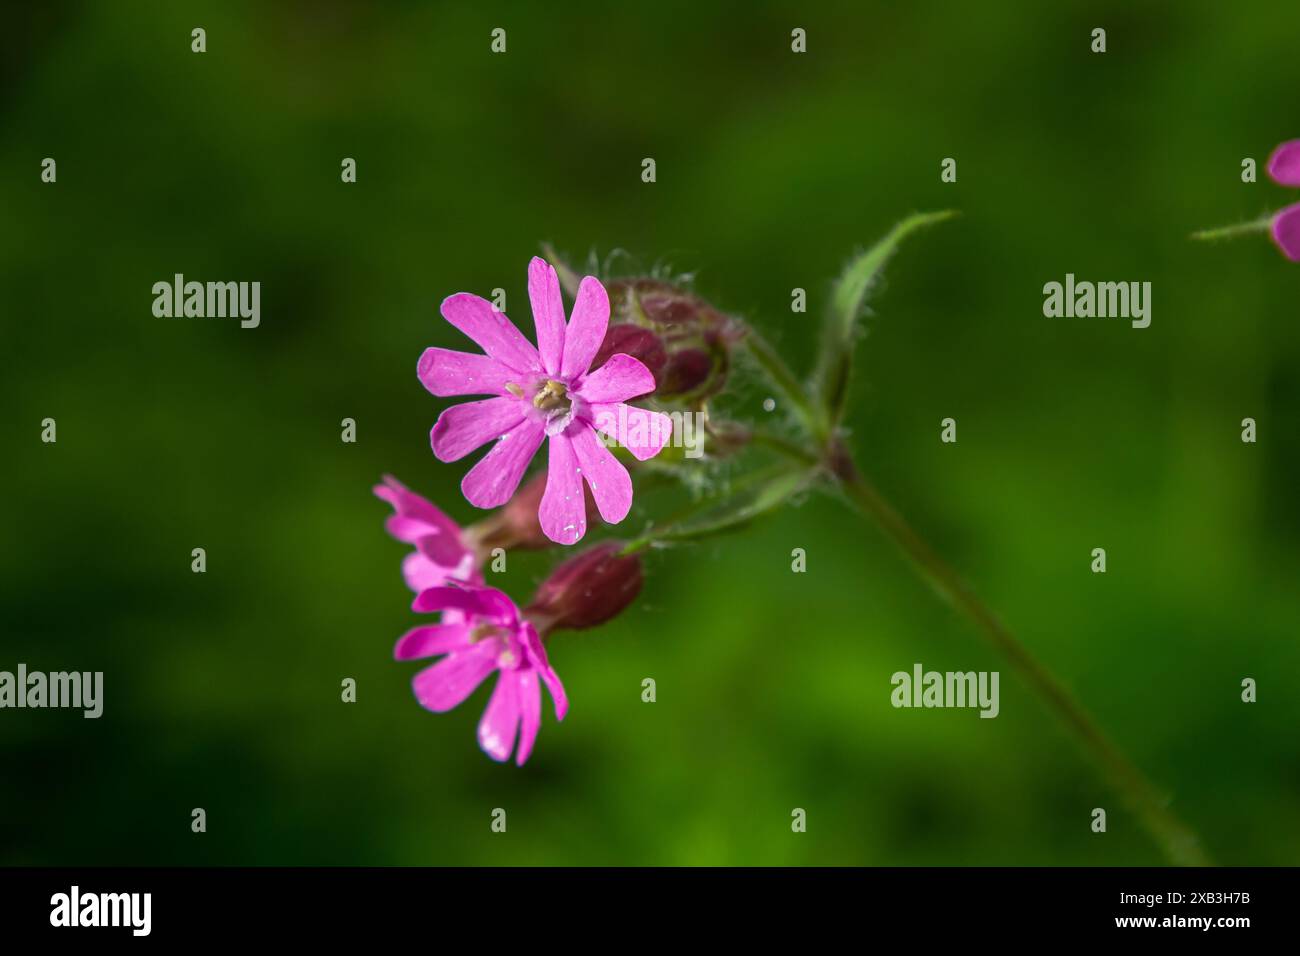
[
  {"x1": 1273, "y1": 206, "x2": 1300, "y2": 262},
  {"x1": 419, "y1": 257, "x2": 673, "y2": 544},
  {"x1": 1266, "y1": 141, "x2": 1300, "y2": 261},
  {"x1": 398, "y1": 584, "x2": 567, "y2": 765},
  {"x1": 374, "y1": 475, "x2": 480, "y2": 592}
]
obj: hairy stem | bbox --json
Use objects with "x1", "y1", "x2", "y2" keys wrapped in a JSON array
[
  {"x1": 747, "y1": 428, "x2": 822, "y2": 467},
  {"x1": 621, "y1": 466, "x2": 813, "y2": 555},
  {"x1": 1189, "y1": 216, "x2": 1273, "y2": 242},
  {"x1": 827, "y1": 441, "x2": 1210, "y2": 866},
  {"x1": 741, "y1": 331, "x2": 819, "y2": 433}
]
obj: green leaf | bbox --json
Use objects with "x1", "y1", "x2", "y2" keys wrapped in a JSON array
[{"x1": 815, "y1": 210, "x2": 957, "y2": 433}]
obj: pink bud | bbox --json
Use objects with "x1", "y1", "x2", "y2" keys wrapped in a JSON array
[
  {"x1": 600, "y1": 278, "x2": 744, "y2": 402},
  {"x1": 658, "y1": 347, "x2": 718, "y2": 398},
  {"x1": 590, "y1": 325, "x2": 668, "y2": 382},
  {"x1": 638, "y1": 291, "x2": 700, "y2": 325},
  {"x1": 526, "y1": 541, "x2": 643, "y2": 632}
]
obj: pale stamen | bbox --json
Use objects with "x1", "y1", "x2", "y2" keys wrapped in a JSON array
[{"x1": 532, "y1": 379, "x2": 569, "y2": 411}]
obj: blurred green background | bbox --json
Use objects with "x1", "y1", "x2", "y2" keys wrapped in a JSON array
[{"x1": 2, "y1": 1, "x2": 1297, "y2": 866}]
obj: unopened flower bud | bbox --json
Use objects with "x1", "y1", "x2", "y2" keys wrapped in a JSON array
[
  {"x1": 658, "y1": 347, "x2": 715, "y2": 397},
  {"x1": 599, "y1": 277, "x2": 745, "y2": 403},
  {"x1": 589, "y1": 324, "x2": 667, "y2": 383},
  {"x1": 526, "y1": 541, "x2": 643, "y2": 633}
]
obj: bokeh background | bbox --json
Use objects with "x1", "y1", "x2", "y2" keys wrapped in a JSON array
[{"x1": 2, "y1": 1, "x2": 1297, "y2": 866}]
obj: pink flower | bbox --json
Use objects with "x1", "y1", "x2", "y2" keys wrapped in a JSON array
[
  {"x1": 419, "y1": 257, "x2": 673, "y2": 544},
  {"x1": 1268, "y1": 140, "x2": 1300, "y2": 186},
  {"x1": 397, "y1": 584, "x2": 567, "y2": 765},
  {"x1": 1272, "y1": 207, "x2": 1300, "y2": 261},
  {"x1": 1266, "y1": 140, "x2": 1300, "y2": 261},
  {"x1": 373, "y1": 475, "x2": 479, "y2": 592}
]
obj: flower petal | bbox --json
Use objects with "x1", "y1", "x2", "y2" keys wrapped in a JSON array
[
  {"x1": 560, "y1": 276, "x2": 610, "y2": 379},
  {"x1": 522, "y1": 623, "x2": 568, "y2": 720},
  {"x1": 1267, "y1": 140, "x2": 1300, "y2": 187},
  {"x1": 544, "y1": 666, "x2": 568, "y2": 722},
  {"x1": 440, "y1": 293, "x2": 542, "y2": 374},
  {"x1": 569, "y1": 424, "x2": 632, "y2": 525},
  {"x1": 514, "y1": 670, "x2": 542, "y2": 766},
  {"x1": 415, "y1": 533, "x2": 473, "y2": 570},
  {"x1": 528, "y1": 257, "x2": 566, "y2": 377},
  {"x1": 418, "y1": 347, "x2": 515, "y2": 397},
  {"x1": 411, "y1": 584, "x2": 518, "y2": 621},
  {"x1": 589, "y1": 402, "x2": 673, "y2": 461},
  {"x1": 402, "y1": 551, "x2": 453, "y2": 592},
  {"x1": 575, "y1": 353, "x2": 656, "y2": 404},
  {"x1": 374, "y1": 475, "x2": 459, "y2": 536},
  {"x1": 411, "y1": 639, "x2": 500, "y2": 712},
  {"x1": 431, "y1": 396, "x2": 526, "y2": 463},
  {"x1": 380, "y1": 519, "x2": 466, "y2": 569},
  {"x1": 461, "y1": 418, "x2": 547, "y2": 509},
  {"x1": 1272, "y1": 202, "x2": 1300, "y2": 262},
  {"x1": 477, "y1": 671, "x2": 521, "y2": 762},
  {"x1": 394, "y1": 623, "x2": 472, "y2": 660},
  {"x1": 382, "y1": 514, "x2": 435, "y2": 544},
  {"x1": 539, "y1": 433, "x2": 587, "y2": 545}
]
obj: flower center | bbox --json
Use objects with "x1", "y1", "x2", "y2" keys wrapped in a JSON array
[
  {"x1": 469, "y1": 623, "x2": 520, "y2": 669},
  {"x1": 532, "y1": 378, "x2": 570, "y2": 412}
]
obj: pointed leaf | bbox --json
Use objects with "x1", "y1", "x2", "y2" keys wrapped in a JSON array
[{"x1": 816, "y1": 210, "x2": 957, "y2": 431}]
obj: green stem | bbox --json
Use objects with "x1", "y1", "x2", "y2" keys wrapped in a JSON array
[
  {"x1": 1189, "y1": 216, "x2": 1273, "y2": 242},
  {"x1": 748, "y1": 428, "x2": 821, "y2": 467},
  {"x1": 622, "y1": 466, "x2": 813, "y2": 555},
  {"x1": 827, "y1": 441, "x2": 1210, "y2": 867},
  {"x1": 741, "y1": 330, "x2": 819, "y2": 434}
]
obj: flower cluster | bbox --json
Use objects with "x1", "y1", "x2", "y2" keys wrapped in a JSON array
[
  {"x1": 371, "y1": 221, "x2": 1214, "y2": 862},
  {"x1": 375, "y1": 259, "x2": 680, "y2": 765},
  {"x1": 376, "y1": 471, "x2": 644, "y2": 765}
]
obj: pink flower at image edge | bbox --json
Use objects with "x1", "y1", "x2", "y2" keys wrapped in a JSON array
[
  {"x1": 419, "y1": 258, "x2": 672, "y2": 545},
  {"x1": 397, "y1": 584, "x2": 568, "y2": 766},
  {"x1": 1267, "y1": 140, "x2": 1300, "y2": 261}
]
